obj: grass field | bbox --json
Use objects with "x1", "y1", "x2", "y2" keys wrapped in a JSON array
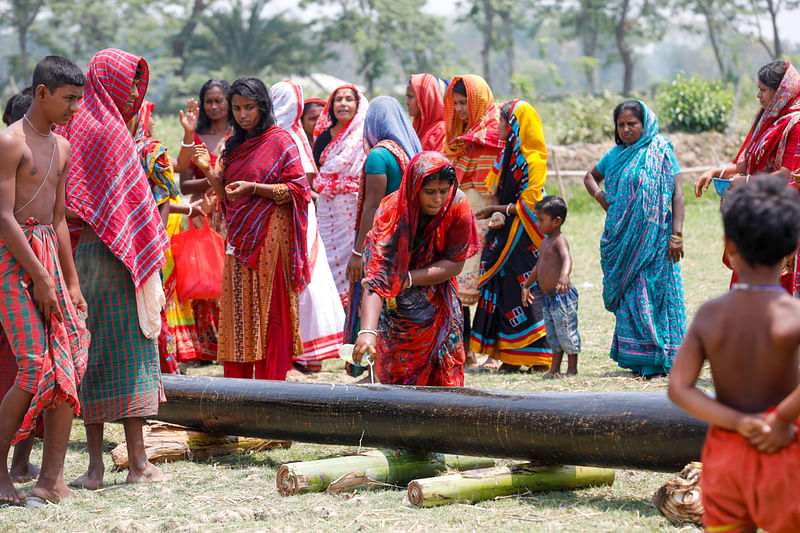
[{"x1": 0, "y1": 182, "x2": 726, "y2": 532}]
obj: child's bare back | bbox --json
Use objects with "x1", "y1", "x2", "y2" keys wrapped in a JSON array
[{"x1": 690, "y1": 290, "x2": 800, "y2": 413}]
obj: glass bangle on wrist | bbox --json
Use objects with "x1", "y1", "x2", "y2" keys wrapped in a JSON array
[
  {"x1": 181, "y1": 140, "x2": 194, "y2": 148},
  {"x1": 352, "y1": 249, "x2": 362, "y2": 257},
  {"x1": 358, "y1": 329, "x2": 378, "y2": 337}
]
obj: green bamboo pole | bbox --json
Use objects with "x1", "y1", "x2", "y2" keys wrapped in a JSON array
[
  {"x1": 276, "y1": 450, "x2": 496, "y2": 495},
  {"x1": 407, "y1": 464, "x2": 616, "y2": 507}
]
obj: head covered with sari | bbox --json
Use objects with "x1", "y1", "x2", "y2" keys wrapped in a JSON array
[
  {"x1": 485, "y1": 100, "x2": 547, "y2": 203},
  {"x1": 409, "y1": 73, "x2": 447, "y2": 152},
  {"x1": 355, "y1": 96, "x2": 422, "y2": 230},
  {"x1": 364, "y1": 151, "x2": 479, "y2": 299},
  {"x1": 312, "y1": 84, "x2": 368, "y2": 197},
  {"x1": 364, "y1": 95, "x2": 422, "y2": 159},
  {"x1": 598, "y1": 100, "x2": 686, "y2": 373},
  {"x1": 270, "y1": 79, "x2": 316, "y2": 175},
  {"x1": 443, "y1": 75, "x2": 501, "y2": 157},
  {"x1": 442, "y1": 75, "x2": 503, "y2": 188},
  {"x1": 736, "y1": 61, "x2": 800, "y2": 176},
  {"x1": 478, "y1": 100, "x2": 547, "y2": 284},
  {"x1": 599, "y1": 100, "x2": 678, "y2": 312},
  {"x1": 61, "y1": 48, "x2": 168, "y2": 289}
]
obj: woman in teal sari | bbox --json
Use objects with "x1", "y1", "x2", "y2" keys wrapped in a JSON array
[{"x1": 583, "y1": 100, "x2": 686, "y2": 377}]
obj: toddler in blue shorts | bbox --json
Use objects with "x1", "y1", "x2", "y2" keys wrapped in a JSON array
[{"x1": 521, "y1": 195, "x2": 580, "y2": 378}]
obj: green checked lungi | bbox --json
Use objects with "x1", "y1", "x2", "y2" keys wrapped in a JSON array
[
  {"x1": 73, "y1": 225, "x2": 163, "y2": 424},
  {"x1": 0, "y1": 218, "x2": 90, "y2": 441}
]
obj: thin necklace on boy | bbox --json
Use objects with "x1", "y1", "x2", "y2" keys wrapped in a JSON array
[
  {"x1": 23, "y1": 113, "x2": 53, "y2": 138},
  {"x1": 15, "y1": 116, "x2": 57, "y2": 216},
  {"x1": 731, "y1": 282, "x2": 786, "y2": 292}
]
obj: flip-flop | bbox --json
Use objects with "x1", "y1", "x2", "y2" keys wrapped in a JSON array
[{"x1": 24, "y1": 496, "x2": 47, "y2": 510}]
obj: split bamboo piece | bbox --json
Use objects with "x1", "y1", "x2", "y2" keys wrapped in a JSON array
[
  {"x1": 111, "y1": 421, "x2": 291, "y2": 470},
  {"x1": 407, "y1": 463, "x2": 615, "y2": 507},
  {"x1": 276, "y1": 450, "x2": 496, "y2": 496}
]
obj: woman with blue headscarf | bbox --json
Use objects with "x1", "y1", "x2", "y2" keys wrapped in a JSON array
[
  {"x1": 583, "y1": 100, "x2": 686, "y2": 378},
  {"x1": 345, "y1": 96, "x2": 422, "y2": 347}
]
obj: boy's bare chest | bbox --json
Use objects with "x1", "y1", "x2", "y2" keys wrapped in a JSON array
[{"x1": 14, "y1": 138, "x2": 63, "y2": 221}]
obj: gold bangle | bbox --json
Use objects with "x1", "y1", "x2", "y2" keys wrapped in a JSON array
[{"x1": 670, "y1": 234, "x2": 683, "y2": 243}]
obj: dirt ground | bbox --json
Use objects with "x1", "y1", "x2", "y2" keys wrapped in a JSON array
[{"x1": 549, "y1": 131, "x2": 742, "y2": 175}]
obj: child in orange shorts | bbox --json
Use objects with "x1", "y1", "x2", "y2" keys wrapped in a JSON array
[{"x1": 669, "y1": 176, "x2": 800, "y2": 533}]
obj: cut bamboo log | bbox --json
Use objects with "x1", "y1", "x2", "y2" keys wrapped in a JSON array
[
  {"x1": 111, "y1": 422, "x2": 291, "y2": 470},
  {"x1": 407, "y1": 464, "x2": 615, "y2": 507},
  {"x1": 276, "y1": 450, "x2": 496, "y2": 496}
]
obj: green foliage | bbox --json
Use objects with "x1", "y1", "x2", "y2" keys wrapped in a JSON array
[
  {"x1": 308, "y1": 0, "x2": 449, "y2": 96},
  {"x1": 657, "y1": 72, "x2": 733, "y2": 133},
  {"x1": 539, "y1": 92, "x2": 618, "y2": 144},
  {"x1": 189, "y1": 0, "x2": 317, "y2": 80},
  {"x1": 509, "y1": 73, "x2": 535, "y2": 102}
]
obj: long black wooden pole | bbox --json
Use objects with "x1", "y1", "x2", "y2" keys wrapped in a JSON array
[{"x1": 155, "y1": 375, "x2": 706, "y2": 472}]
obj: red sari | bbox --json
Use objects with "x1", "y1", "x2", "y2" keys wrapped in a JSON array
[
  {"x1": 731, "y1": 62, "x2": 800, "y2": 292},
  {"x1": 410, "y1": 74, "x2": 447, "y2": 152},
  {"x1": 217, "y1": 126, "x2": 310, "y2": 380},
  {"x1": 363, "y1": 152, "x2": 479, "y2": 386}
]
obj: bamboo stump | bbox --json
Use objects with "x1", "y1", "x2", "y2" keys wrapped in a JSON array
[
  {"x1": 111, "y1": 422, "x2": 291, "y2": 470},
  {"x1": 407, "y1": 464, "x2": 616, "y2": 507},
  {"x1": 276, "y1": 450, "x2": 496, "y2": 496}
]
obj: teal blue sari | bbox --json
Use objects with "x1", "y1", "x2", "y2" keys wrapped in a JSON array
[{"x1": 598, "y1": 101, "x2": 686, "y2": 376}]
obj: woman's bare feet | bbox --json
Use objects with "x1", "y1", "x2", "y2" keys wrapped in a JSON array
[
  {"x1": 69, "y1": 469, "x2": 103, "y2": 490},
  {"x1": 10, "y1": 462, "x2": 40, "y2": 483},
  {"x1": 480, "y1": 356, "x2": 502, "y2": 369},
  {"x1": 497, "y1": 363, "x2": 521, "y2": 373},
  {"x1": 126, "y1": 461, "x2": 169, "y2": 484},
  {"x1": 464, "y1": 350, "x2": 479, "y2": 368},
  {"x1": 32, "y1": 479, "x2": 73, "y2": 502},
  {"x1": 541, "y1": 370, "x2": 562, "y2": 379}
]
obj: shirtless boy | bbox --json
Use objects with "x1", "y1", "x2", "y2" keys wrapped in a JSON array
[
  {"x1": 521, "y1": 196, "x2": 580, "y2": 379},
  {"x1": 0, "y1": 87, "x2": 40, "y2": 486},
  {"x1": 669, "y1": 176, "x2": 800, "y2": 532},
  {"x1": 0, "y1": 56, "x2": 89, "y2": 504}
]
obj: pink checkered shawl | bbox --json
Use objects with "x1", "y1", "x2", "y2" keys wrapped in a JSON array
[{"x1": 61, "y1": 49, "x2": 168, "y2": 288}]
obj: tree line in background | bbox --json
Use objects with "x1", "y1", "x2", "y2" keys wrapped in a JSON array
[{"x1": 0, "y1": 0, "x2": 795, "y2": 108}]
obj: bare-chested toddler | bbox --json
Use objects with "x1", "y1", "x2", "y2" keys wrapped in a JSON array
[{"x1": 521, "y1": 195, "x2": 580, "y2": 379}]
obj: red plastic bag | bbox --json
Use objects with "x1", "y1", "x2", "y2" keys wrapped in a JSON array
[{"x1": 170, "y1": 216, "x2": 225, "y2": 302}]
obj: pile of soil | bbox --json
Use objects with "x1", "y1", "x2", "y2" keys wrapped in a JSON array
[{"x1": 548, "y1": 131, "x2": 743, "y2": 175}]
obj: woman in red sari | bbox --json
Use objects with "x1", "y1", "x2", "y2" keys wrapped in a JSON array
[
  {"x1": 406, "y1": 74, "x2": 447, "y2": 152},
  {"x1": 695, "y1": 60, "x2": 800, "y2": 292},
  {"x1": 353, "y1": 152, "x2": 479, "y2": 386},
  {"x1": 193, "y1": 77, "x2": 310, "y2": 380}
]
